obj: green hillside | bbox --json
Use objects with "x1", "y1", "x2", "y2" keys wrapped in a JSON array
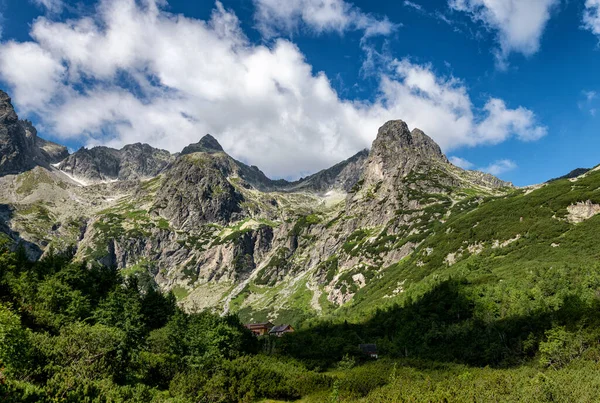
[{"x1": 3, "y1": 169, "x2": 600, "y2": 402}]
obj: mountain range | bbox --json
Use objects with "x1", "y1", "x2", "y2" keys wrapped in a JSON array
[{"x1": 1, "y1": 88, "x2": 598, "y2": 324}]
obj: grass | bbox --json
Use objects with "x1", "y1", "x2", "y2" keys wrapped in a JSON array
[
  {"x1": 15, "y1": 169, "x2": 55, "y2": 196},
  {"x1": 172, "y1": 286, "x2": 190, "y2": 301}
]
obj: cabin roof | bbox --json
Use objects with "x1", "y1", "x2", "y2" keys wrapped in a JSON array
[{"x1": 269, "y1": 324, "x2": 293, "y2": 333}]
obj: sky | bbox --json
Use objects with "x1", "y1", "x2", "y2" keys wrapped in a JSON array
[{"x1": 0, "y1": 0, "x2": 599, "y2": 186}]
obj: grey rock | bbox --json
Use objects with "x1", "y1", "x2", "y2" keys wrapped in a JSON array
[
  {"x1": 281, "y1": 149, "x2": 369, "y2": 193},
  {"x1": 58, "y1": 143, "x2": 173, "y2": 182},
  {"x1": 153, "y1": 152, "x2": 246, "y2": 229},
  {"x1": 0, "y1": 91, "x2": 68, "y2": 175}
]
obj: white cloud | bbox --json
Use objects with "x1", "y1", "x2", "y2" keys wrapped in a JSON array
[
  {"x1": 0, "y1": 41, "x2": 65, "y2": 109},
  {"x1": 449, "y1": 0, "x2": 559, "y2": 68},
  {"x1": 32, "y1": 0, "x2": 64, "y2": 13},
  {"x1": 253, "y1": 0, "x2": 398, "y2": 38},
  {"x1": 0, "y1": 0, "x2": 546, "y2": 179},
  {"x1": 404, "y1": 1, "x2": 424, "y2": 12},
  {"x1": 374, "y1": 59, "x2": 547, "y2": 149},
  {"x1": 449, "y1": 156, "x2": 474, "y2": 169},
  {"x1": 583, "y1": 0, "x2": 600, "y2": 37},
  {"x1": 481, "y1": 159, "x2": 517, "y2": 175},
  {"x1": 475, "y1": 98, "x2": 547, "y2": 142}
]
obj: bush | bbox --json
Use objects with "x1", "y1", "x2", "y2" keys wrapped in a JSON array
[{"x1": 0, "y1": 304, "x2": 33, "y2": 377}]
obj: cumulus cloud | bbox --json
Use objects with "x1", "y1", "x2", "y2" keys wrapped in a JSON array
[
  {"x1": 449, "y1": 156, "x2": 474, "y2": 169},
  {"x1": 0, "y1": 0, "x2": 545, "y2": 179},
  {"x1": 481, "y1": 159, "x2": 517, "y2": 175},
  {"x1": 449, "y1": 0, "x2": 559, "y2": 68},
  {"x1": 375, "y1": 59, "x2": 546, "y2": 149},
  {"x1": 584, "y1": 0, "x2": 600, "y2": 38},
  {"x1": 253, "y1": 0, "x2": 398, "y2": 38},
  {"x1": 0, "y1": 41, "x2": 65, "y2": 109}
]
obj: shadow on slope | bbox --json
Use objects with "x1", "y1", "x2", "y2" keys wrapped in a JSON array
[{"x1": 278, "y1": 278, "x2": 600, "y2": 369}]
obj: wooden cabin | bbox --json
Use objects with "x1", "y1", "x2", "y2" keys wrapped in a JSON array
[{"x1": 245, "y1": 322, "x2": 274, "y2": 336}]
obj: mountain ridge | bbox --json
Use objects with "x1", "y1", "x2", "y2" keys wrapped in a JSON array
[{"x1": 6, "y1": 88, "x2": 581, "y2": 325}]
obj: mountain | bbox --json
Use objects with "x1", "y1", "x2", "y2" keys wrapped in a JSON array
[
  {"x1": 7, "y1": 88, "x2": 600, "y2": 326},
  {"x1": 0, "y1": 94, "x2": 518, "y2": 323},
  {"x1": 0, "y1": 94, "x2": 599, "y2": 402},
  {"x1": 57, "y1": 143, "x2": 174, "y2": 184},
  {"x1": 0, "y1": 91, "x2": 67, "y2": 175},
  {"x1": 548, "y1": 167, "x2": 592, "y2": 182},
  {"x1": 283, "y1": 149, "x2": 369, "y2": 193}
]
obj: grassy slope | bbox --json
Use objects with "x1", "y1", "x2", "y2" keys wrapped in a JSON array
[{"x1": 335, "y1": 170, "x2": 600, "y2": 320}]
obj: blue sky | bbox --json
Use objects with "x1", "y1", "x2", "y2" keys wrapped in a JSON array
[{"x1": 0, "y1": 0, "x2": 599, "y2": 186}]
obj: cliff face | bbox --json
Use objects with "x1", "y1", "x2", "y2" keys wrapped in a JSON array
[{"x1": 0, "y1": 91, "x2": 67, "y2": 176}]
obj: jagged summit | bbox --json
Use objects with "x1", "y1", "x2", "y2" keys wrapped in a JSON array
[
  {"x1": 180, "y1": 134, "x2": 224, "y2": 155},
  {"x1": 362, "y1": 120, "x2": 449, "y2": 187},
  {"x1": 370, "y1": 120, "x2": 447, "y2": 164}
]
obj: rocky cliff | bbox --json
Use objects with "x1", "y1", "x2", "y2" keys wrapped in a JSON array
[{"x1": 0, "y1": 91, "x2": 67, "y2": 175}]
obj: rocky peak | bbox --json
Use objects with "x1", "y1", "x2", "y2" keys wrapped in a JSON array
[
  {"x1": 283, "y1": 149, "x2": 369, "y2": 193},
  {"x1": 370, "y1": 121, "x2": 446, "y2": 164},
  {"x1": 0, "y1": 90, "x2": 68, "y2": 175},
  {"x1": 363, "y1": 120, "x2": 447, "y2": 185},
  {"x1": 180, "y1": 134, "x2": 224, "y2": 155}
]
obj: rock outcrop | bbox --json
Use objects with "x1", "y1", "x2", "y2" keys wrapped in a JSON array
[
  {"x1": 282, "y1": 149, "x2": 369, "y2": 193},
  {"x1": 0, "y1": 91, "x2": 68, "y2": 176},
  {"x1": 153, "y1": 152, "x2": 246, "y2": 229}
]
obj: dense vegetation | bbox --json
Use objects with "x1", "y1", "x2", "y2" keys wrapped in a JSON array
[
  {"x1": 4, "y1": 242, "x2": 600, "y2": 402},
  {"x1": 0, "y1": 246, "x2": 332, "y2": 402},
  {"x1": 4, "y1": 174, "x2": 600, "y2": 402}
]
